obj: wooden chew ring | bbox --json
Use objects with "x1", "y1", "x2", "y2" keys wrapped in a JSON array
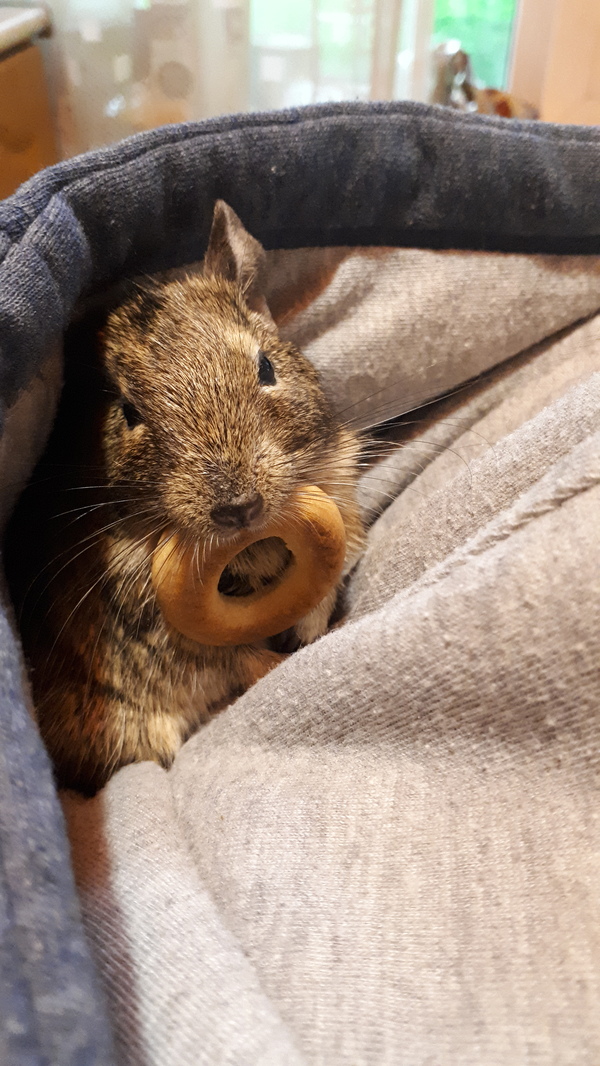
[{"x1": 151, "y1": 486, "x2": 346, "y2": 646}]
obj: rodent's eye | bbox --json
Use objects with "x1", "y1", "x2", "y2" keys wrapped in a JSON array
[
  {"x1": 121, "y1": 401, "x2": 143, "y2": 429},
  {"x1": 257, "y1": 351, "x2": 276, "y2": 387}
]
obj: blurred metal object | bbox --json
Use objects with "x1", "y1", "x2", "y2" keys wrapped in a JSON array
[{"x1": 432, "y1": 40, "x2": 539, "y2": 119}]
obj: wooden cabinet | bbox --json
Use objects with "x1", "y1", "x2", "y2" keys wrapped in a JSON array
[{"x1": 0, "y1": 8, "x2": 57, "y2": 199}]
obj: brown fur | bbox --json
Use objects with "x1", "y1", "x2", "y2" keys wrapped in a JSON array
[{"x1": 8, "y1": 202, "x2": 364, "y2": 793}]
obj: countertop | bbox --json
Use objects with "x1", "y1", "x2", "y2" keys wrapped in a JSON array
[{"x1": 0, "y1": 5, "x2": 49, "y2": 56}]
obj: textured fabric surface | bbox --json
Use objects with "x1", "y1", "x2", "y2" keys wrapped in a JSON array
[
  {"x1": 3, "y1": 100, "x2": 600, "y2": 415},
  {"x1": 62, "y1": 258, "x2": 600, "y2": 1064},
  {"x1": 1, "y1": 103, "x2": 600, "y2": 1064},
  {"x1": 0, "y1": 595, "x2": 116, "y2": 1066},
  {"x1": 275, "y1": 247, "x2": 600, "y2": 428},
  {"x1": 65, "y1": 771, "x2": 306, "y2": 1066},
  {"x1": 349, "y1": 310, "x2": 600, "y2": 589}
]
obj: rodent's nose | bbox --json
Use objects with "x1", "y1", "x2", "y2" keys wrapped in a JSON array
[{"x1": 211, "y1": 492, "x2": 264, "y2": 531}]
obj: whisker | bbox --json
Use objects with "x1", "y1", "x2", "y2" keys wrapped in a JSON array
[
  {"x1": 21, "y1": 506, "x2": 161, "y2": 621},
  {"x1": 52, "y1": 498, "x2": 151, "y2": 521},
  {"x1": 332, "y1": 360, "x2": 440, "y2": 421},
  {"x1": 335, "y1": 373, "x2": 487, "y2": 431}
]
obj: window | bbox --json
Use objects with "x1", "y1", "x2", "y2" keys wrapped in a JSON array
[{"x1": 433, "y1": 0, "x2": 518, "y2": 89}]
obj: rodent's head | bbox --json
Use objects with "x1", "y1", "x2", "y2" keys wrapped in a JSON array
[{"x1": 99, "y1": 201, "x2": 355, "y2": 545}]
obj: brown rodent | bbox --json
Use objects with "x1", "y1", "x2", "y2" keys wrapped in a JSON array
[{"x1": 7, "y1": 200, "x2": 364, "y2": 793}]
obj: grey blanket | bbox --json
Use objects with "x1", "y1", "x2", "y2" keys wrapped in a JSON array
[
  {"x1": 0, "y1": 102, "x2": 599, "y2": 1065},
  {"x1": 64, "y1": 245, "x2": 600, "y2": 1065}
]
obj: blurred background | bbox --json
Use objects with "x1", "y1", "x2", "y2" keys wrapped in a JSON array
[{"x1": 1, "y1": 0, "x2": 599, "y2": 195}]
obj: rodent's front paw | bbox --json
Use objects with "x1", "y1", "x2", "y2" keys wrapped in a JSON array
[{"x1": 289, "y1": 585, "x2": 339, "y2": 647}]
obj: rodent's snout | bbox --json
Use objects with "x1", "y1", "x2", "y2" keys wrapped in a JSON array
[{"x1": 210, "y1": 491, "x2": 264, "y2": 532}]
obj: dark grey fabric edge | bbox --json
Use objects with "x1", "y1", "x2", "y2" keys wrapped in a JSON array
[
  {"x1": 0, "y1": 588, "x2": 117, "y2": 1066},
  {"x1": 2, "y1": 101, "x2": 600, "y2": 414}
]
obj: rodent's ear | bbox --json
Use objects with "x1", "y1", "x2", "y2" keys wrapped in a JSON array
[{"x1": 204, "y1": 200, "x2": 274, "y2": 323}]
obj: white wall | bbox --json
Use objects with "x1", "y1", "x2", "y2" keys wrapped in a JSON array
[{"x1": 510, "y1": 0, "x2": 600, "y2": 124}]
